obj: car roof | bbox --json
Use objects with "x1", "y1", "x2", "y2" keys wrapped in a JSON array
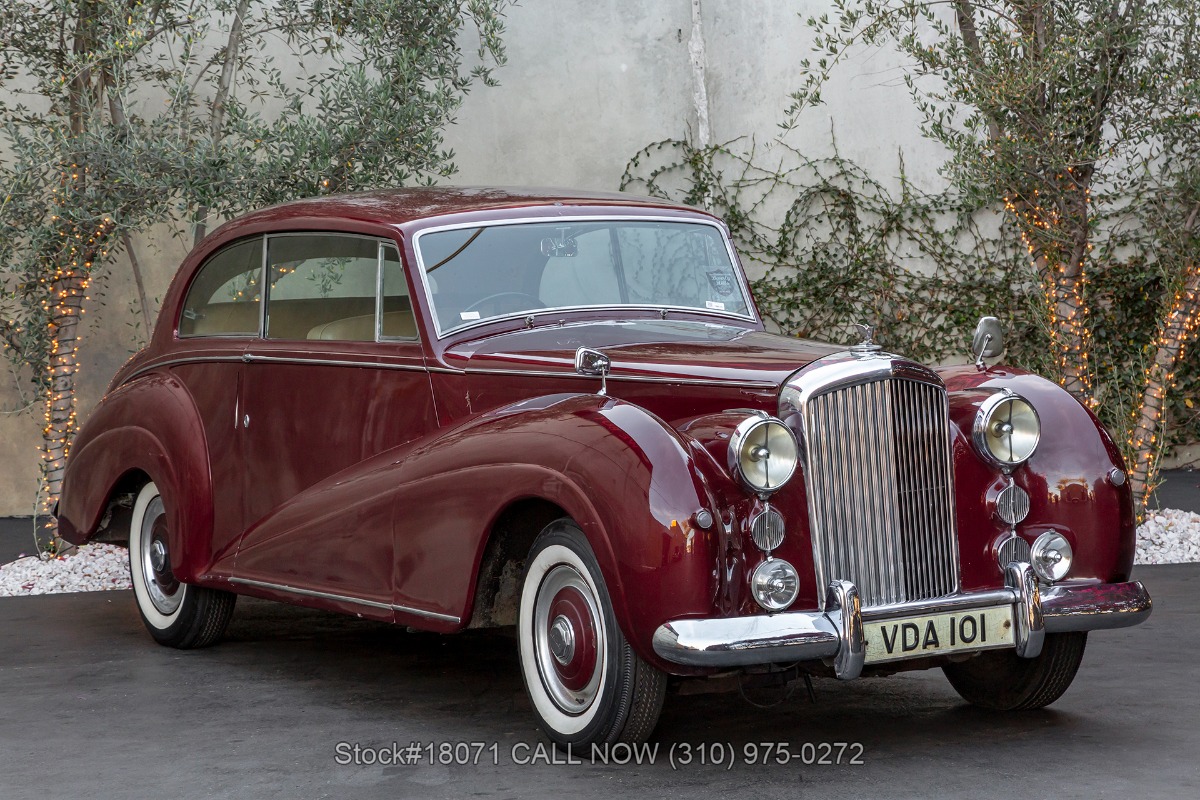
[{"x1": 225, "y1": 186, "x2": 710, "y2": 229}]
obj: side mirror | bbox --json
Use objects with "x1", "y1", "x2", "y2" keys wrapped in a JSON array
[
  {"x1": 575, "y1": 347, "x2": 611, "y2": 395},
  {"x1": 970, "y1": 316, "x2": 1005, "y2": 368}
]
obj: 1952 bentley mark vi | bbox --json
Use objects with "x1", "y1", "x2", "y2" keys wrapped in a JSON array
[{"x1": 58, "y1": 188, "x2": 1152, "y2": 746}]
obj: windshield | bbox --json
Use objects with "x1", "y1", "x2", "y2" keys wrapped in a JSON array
[{"x1": 414, "y1": 219, "x2": 752, "y2": 334}]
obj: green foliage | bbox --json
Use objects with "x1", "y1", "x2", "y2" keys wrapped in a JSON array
[
  {"x1": 623, "y1": 137, "x2": 1048, "y2": 366},
  {"x1": 773, "y1": 0, "x2": 1200, "y2": 499},
  {"x1": 786, "y1": 1, "x2": 1197, "y2": 203},
  {"x1": 0, "y1": 0, "x2": 509, "y2": 508},
  {"x1": 621, "y1": 136, "x2": 1200, "y2": 458},
  {"x1": 1, "y1": 0, "x2": 510, "y2": 379}
]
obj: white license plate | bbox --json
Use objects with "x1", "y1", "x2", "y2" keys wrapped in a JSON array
[{"x1": 863, "y1": 605, "x2": 1015, "y2": 664}]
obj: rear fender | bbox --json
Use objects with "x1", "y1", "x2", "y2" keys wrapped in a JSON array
[{"x1": 59, "y1": 373, "x2": 213, "y2": 582}]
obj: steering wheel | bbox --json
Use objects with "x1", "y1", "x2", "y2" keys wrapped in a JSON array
[{"x1": 462, "y1": 291, "x2": 545, "y2": 316}]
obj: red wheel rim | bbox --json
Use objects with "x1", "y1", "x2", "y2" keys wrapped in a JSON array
[{"x1": 547, "y1": 585, "x2": 598, "y2": 692}]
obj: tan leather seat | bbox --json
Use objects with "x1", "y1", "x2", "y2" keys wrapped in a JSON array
[
  {"x1": 185, "y1": 302, "x2": 260, "y2": 336},
  {"x1": 184, "y1": 298, "x2": 416, "y2": 340},
  {"x1": 307, "y1": 311, "x2": 417, "y2": 341}
]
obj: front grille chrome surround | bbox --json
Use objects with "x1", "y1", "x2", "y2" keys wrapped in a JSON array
[{"x1": 780, "y1": 353, "x2": 961, "y2": 610}]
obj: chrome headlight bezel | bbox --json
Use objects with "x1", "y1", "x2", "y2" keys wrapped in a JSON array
[
  {"x1": 751, "y1": 558, "x2": 800, "y2": 611},
  {"x1": 728, "y1": 414, "x2": 799, "y2": 495},
  {"x1": 1031, "y1": 531, "x2": 1074, "y2": 582},
  {"x1": 972, "y1": 391, "x2": 1041, "y2": 468}
]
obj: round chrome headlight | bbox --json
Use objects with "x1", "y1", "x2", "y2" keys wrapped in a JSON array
[
  {"x1": 973, "y1": 392, "x2": 1041, "y2": 467},
  {"x1": 751, "y1": 558, "x2": 800, "y2": 611},
  {"x1": 729, "y1": 415, "x2": 799, "y2": 494},
  {"x1": 1031, "y1": 531, "x2": 1073, "y2": 582}
]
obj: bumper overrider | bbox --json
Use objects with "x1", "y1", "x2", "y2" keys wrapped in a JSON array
[{"x1": 652, "y1": 563, "x2": 1152, "y2": 679}]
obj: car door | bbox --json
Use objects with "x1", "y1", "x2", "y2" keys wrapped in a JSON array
[
  {"x1": 231, "y1": 233, "x2": 437, "y2": 613},
  {"x1": 169, "y1": 235, "x2": 263, "y2": 570}
]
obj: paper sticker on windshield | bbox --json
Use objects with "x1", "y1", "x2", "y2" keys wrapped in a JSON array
[
  {"x1": 460, "y1": 311, "x2": 481, "y2": 320},
  {"x1": 705, "y1": 300, "x2": 726, "y2": 311},
  {"x1": 706, "y1": 270, "x2": 735, "y2": 296}
]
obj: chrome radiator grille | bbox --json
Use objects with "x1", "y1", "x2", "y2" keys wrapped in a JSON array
[{"x1": 804, "y1": 378, "x2": 959, "y2": 609}]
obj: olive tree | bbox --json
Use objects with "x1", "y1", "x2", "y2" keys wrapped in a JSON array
[
  {"x1": 1, "y1": 0, "x2": 507, "y2": 530},
  {"x1": 786, "y1": 0, "x2": 1200, "y2": 510}
]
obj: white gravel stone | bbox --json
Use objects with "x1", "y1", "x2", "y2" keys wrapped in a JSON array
[
  {"x1": 0, "y1": 507, "x2": 1196, "y2": 596},
  {"x1": 0, "y1": 543, "x2": 132, "y2": 596},
  {"x1": 1135, "y1": 508, "x2": 1200, "y2": 566}
]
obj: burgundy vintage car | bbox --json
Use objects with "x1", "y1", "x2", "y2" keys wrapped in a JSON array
[{"x1": 58, "y1": 188, "x2": 1151, "y2": 746}]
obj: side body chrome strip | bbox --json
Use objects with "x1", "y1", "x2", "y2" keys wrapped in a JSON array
[
  {"x1": 229, "y1": 577, "x2": 461, "y2": 623},
  {"x1": 242, "y1": 354, "x2": 428, "y2": 372},
  {"x1": 125, "y1": 355, "x2": 246, "y2": 383},
  {"x1": 125, "y1": 354, "x2": 776, "y2": 389}
]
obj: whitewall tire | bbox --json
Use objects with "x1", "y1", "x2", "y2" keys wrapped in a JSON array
[
  {"x1": 128, "y1": 482, "x2": 236, "y2": 648},
  {"x1": 517, "y1": 519, "x2": 667, "y2": 746}
]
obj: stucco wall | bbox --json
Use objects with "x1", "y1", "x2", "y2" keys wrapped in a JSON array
[{"x1": 0, "y1": 1, "x2": 1024, "y2": 514}]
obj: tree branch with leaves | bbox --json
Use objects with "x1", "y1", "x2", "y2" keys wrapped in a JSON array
[
  {"x1": 1, "y1": 0, "x2": 509, "y2": 540},
  {"x1": 785, "y1": 0, "x2": 1200, "y2": 512}
]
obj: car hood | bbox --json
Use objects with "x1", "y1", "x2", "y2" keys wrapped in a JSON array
[{"x1": 442, "y1": 320, "x2": 844, "y2": 389}]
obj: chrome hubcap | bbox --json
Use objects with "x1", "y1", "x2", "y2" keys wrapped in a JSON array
[
  {"x1": 549, "y1": 615, "x2": 576, "y2": 665},
  {"x1": 150, "y1": 539, "x2": 168, "y2": 573},
  {"x1": 139, "y1": 497, "x2": 183, "y2": 616},
  {"x1": 533, "y1": 564, "x2": 603, "y2": 714}
]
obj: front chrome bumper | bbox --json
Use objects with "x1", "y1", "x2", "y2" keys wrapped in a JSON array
[{"x1": 652, "y1": 563, "x2": 1152, "y2": 679}]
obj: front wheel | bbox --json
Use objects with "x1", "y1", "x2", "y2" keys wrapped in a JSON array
[
  {"x1": 517, "y1": 519, "x2": 667, "y2": 746},
  {"x1": 942, "y1": 631, "x2": 1087, "y2": 711},
  {"x1": 129, "y1": 482, "x2": 236, "y2": 649}
]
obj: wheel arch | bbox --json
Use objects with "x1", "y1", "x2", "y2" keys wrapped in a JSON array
[
  {"x1": 399, "y1": 392, "x2": 720, "y2": 669},
  {"x1": 58, "y1": 372, "x2": 213, "y2": 582},
  {"x1": 466, "y1": 497, "x2": 568, "y2": 629}
]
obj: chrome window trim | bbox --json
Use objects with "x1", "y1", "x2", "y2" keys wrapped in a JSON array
[
  {"x1": 257, "y1": 235, "x2": 268, "y2": 338},
  {"x1": 410, "y1": 214, "x2": 758, "y2": 340},
  {"x1": 375, "y1": 241, "x2": 385, "y2": 342},
  {"x1": 229, "y1": 577, "x2": 461, "y2": 623},
  {"x1": 263, "y1": 231, "x2": 387, "y2": 342},
  {"x1": 177, "y1": 235, "x2": 268, "y2": 339},
  {"x1": 378, "y1": 242, "x2": 420, "y2": 342}
]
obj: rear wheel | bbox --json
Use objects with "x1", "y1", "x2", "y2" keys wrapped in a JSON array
[
  {"x1": 517, "y1": 519, "x2": 667, "y2": 746},
  {"x1": 129, "y1": 482, "x2": 236, "y2": 649},
  {"x1": 943, "y1": 632, "x2": 1087, "y2": 711}
]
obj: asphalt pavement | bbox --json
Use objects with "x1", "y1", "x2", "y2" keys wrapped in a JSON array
[
  {"x1": 0, "y1": 563, "x2": 1191, "y2": 800},
  {"x1": 1151, "y1": 469, "x2": 1200, "y2": 514},
  {"x1": 0, "y1": 517, "x2": 41, "y2": 563}
]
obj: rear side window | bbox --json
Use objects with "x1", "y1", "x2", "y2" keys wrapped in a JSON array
[
  {"x1": 179, "y1": 232, "x2": 420, "y2": 342},
  {"x1": 266, "y1": 234, "x2": 385, "y2": 341},
  {"x1": 179, "y1": 238, "x2": 265, "y2": 337}
]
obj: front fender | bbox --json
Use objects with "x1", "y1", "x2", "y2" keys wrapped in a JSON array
[
  {"x1": 940, "y1": 365, "x2": 1136, "y2": 587},
  {"x1": 391, "y1": 393, "x2": 722, "y2": 666},
  {"x1": 59, "y1": 372, "x2": 213, "y2": 583}
]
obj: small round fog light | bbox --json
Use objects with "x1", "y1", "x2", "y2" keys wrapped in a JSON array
[
  {"x1": 751, "y1": 558, "x2": 800, "y2": 611},
  {"x1": 1031, "y1": 531, "x2": 1073, "y2": 582}
]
